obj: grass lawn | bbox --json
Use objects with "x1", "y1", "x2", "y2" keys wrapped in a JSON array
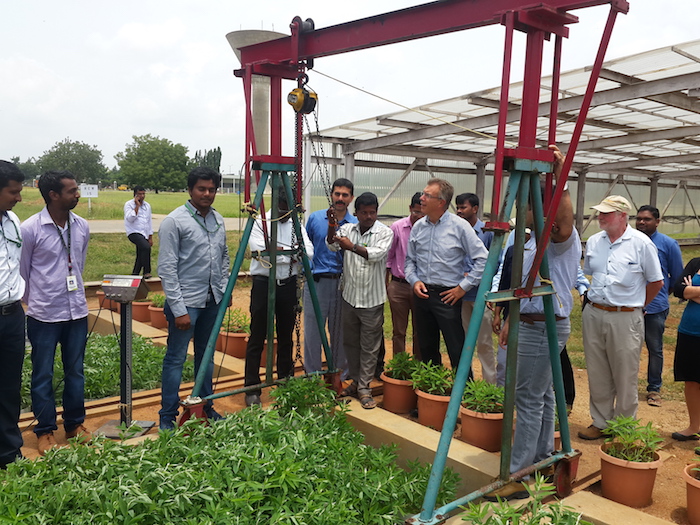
[{"x1": 15, "y1": 187, "x2": 247, "y2": 221}]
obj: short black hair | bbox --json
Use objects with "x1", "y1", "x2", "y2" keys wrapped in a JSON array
[
  {"x1": 637, "y1": 205, "x2": 660, "y2": 220},
  {"x1": 410, "y1": 192, "x2": 422, "y2": 207},
  {"x1": 38, "y1": 171, "x2": 75, "y2": 205},
  {"x1": 455, "y1": 192, "x2": 479, "y2": 207},
  {"x1": 188, "y1": 166, "x2": 221, "y2": 190},
  {"x1": 0, "y1": 160, "x2": 25, "y2": 191},
  {"x1": 355, "y1": 192, "x2": 378, "y2": 211},
  {"x1": 133, "y1": 185, "x2": 145, "y2": 195},
  {"x1": 332, "y1": 178, "x2": 354, "y2": 195}
]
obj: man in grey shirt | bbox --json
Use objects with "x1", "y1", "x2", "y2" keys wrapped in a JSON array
[{"x1": 157, "y1": 167, "x2": 230, "y2": 430}]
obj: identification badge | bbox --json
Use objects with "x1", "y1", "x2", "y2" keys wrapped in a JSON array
[{"x1": 66, "y1": 275, "x2": 78, "y2": 292}]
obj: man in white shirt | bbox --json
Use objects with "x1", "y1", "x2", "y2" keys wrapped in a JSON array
[
  {"x1": 0, "y1": 160, "x2": 25, "y2": 469},
  {"x1": 578, "y1": 195, "x2": 664, "y2": 440},
  {"x1": 244, "y1": 193, "x2": 313, "y2": 407},
  {"x1": 124, "y1": 186, "x2": 153, "y2": 279},
  {"x1": 327, "y1": 192, "x2": 393, "y2": 409}
]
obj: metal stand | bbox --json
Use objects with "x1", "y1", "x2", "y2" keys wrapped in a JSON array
[{"x1": 96, "y1": 276, "x2": 155, "y2": 439}]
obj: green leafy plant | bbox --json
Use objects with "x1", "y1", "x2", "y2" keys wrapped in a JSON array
[
  {"x1": 20, "y1": 334, "x2": 194, "y2": 410},
  {"x1": 270, "y1": 376, "x2": 338, "y2": 417},
  {"x1": 148, "y1": 293, "x2": 166, "y2": 308},
  {"x1": 3, "y1": 379, "x2": 460, "y2": 524},
  {"x1": 384, "y1": 351, "x2": 419, "y2": 381},
  {"x1": 411, "y1": 361, "x2": 454, "y2": 396},
  {"x1": 461, "y1": 379, "x2": 504, "y2": 414},
  {"x1": 222, "y1": 307, "x2": 250, "y2": 333},
  {"x1": 602, "y1": 415, "x2": 663, "y2": 463},
  {"x1": 462, "y1": 472, "x2": 593, "y2": 524}
]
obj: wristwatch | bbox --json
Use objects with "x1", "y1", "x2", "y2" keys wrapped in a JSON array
[{"x1": 352, "y1": 244, "x2": 359, "y2": 253}]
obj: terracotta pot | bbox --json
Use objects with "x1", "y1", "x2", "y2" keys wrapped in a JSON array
[
  {"x1": 215, "y1": 332, "x2": 223, "y2": 352},
  {"x1": 415, "y1": 389, "x2": 450, "y2": 431},
  {"x1": 220, "y1": 332, "x2": 248, "y2": 358},
  {"x1": 131, "y1": 301, "x2": 152, "y2": 322},
  {"x1": 598, "y1": 443, "x2": 662, "y2": 508},
  {"x1": 148, "y1": 305, "x2": 167, "y2": 329},
  {"x1": 459, "y1": 405, "x2": 504, "y2": 452},
  {"x1": 554, "y1": 430, "x2": 561, "y2": 451},
  {"x1": 380, "y1": 372, "x2": 417, "y2": 414},
  {"x1": 683, "y1": 463, "x2": 700, "y2": 525}
]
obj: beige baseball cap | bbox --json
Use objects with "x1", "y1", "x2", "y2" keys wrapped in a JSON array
[{"x1": 591, "y1": 195, "x2": 632, "y2": 213}]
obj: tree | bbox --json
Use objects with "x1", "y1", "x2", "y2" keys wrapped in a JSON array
[
  {"x1": 115, "y1": 134, "x2": 189, "y2": 192},
  {"x1": 36, "y1": 138, "x2": 108, "y2": 184},
  {"x1": 188, "y1": 147, "x2": 222, "y2": 172},
  {"x1": 10, "y1": 156, "x2": 41, "y2": 180}
]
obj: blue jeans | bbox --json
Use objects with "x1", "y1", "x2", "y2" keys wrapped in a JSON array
[
  {"x1": 644, "y1": 309, "x2": 668, "y2": 393},
  {"x1": 160, "y1": 300, "x2": 218, "y2": 429},
  {"x1": 510, "y1": 318, "x2": 570, "y2": 475},
  {"x1": 27, "y1": 316, "x2": 88, "y2": 437}
]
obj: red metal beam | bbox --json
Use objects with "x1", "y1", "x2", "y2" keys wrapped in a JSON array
[{"x1": 238, "y1": 0, "x2": 628, "y2": 66}]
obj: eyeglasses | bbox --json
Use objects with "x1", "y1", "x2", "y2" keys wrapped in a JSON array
[{"x1": 421, "y1": 191, "x2": 441, "y2": 200}]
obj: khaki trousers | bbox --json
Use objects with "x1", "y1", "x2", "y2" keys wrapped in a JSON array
[{"x1": 387, "y1": 279, "x2": 420, "y2": 359}]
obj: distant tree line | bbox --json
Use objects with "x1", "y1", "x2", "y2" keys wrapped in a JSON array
[{"x1": 11, "y1": 136, "x2": 223, "y2": 192}]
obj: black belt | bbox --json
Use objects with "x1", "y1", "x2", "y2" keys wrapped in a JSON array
[
  {"x1": 0, "y1": 301, "x2": 21, "y2": 316},
  {"x1": 254, "y1": 275, "x2": 297, "y2": 285},
  {"x1": 391, "y1": 275, "x2": 408, "y2": 284},
  {"x1": 425, "y1": 284, "x2": 451, "y2": 292},
  {"x1": 314, "y1": 273, "x2": 342, "y2": 282}
]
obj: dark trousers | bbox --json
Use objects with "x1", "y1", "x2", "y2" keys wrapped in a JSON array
[
  {"x1": 128, "y1": 233, "x2": 151, "y2": 276},
  {"x1": 561, "y1": 345, "x2": 575, "y2": 407},
  {"x1": 414, "y1": 286, "x2": 465, "y2": 368},
  {"x1": 0, "y1": 303, "x2": 24, "y2": 467},
  {"x1": 245, "y1": 276, "x2": 297, "y2": 395}
]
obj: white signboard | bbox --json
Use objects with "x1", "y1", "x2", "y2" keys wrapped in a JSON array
[{"x1": 80, "y1": 184, "x2": 99, "y2": 198}]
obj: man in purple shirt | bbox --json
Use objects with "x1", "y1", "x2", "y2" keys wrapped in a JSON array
[
  {"x1": 21, "y1": 171, "x2": 91, "y2": 456},
  {"x1": 386, "y1": 192, "x2": 423, "y2": 358}
]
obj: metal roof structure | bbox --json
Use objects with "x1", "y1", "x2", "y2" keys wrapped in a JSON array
[{"x1": 308, "y1": 38, "x2": 700, "y2": 232}]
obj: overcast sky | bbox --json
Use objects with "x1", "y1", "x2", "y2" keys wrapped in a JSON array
[{"x1": 1, "y1": 1, "x2": 697, "y2": 176}]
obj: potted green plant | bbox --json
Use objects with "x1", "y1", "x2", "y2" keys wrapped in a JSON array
[
  {"x1": 380, "y1": 352, "x2": 419, "y2": 414},
  {"x1": 459, "y1": 379, "x2": 504, "y2": 452},
  {"x1": 147, "y1": 293, "x2": 167, "y2": 329},
  {"x1": 220, "y1": 308, "x2": 250, "y2": 358},
  {"x1": 597, "y1": 415, "x2": 664, "y2": 508},
  {"x1": 683, "y1": 459, "x2": 700, "y2": 525},
  {"x1": 131, "y1": 296, "x2": 153, "y2": 323},
  {"x1": 411, "y1": 361, "x2": 454, "y2": 431}
]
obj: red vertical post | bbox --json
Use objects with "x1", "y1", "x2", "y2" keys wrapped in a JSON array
[
  {"x1": 545, "y1": 35, "x2": 563, "y2": 212},
  {"x1": 491, "y1": 11, "x2": 515, "y2": 222},
  {"x1": 518, "y1": 29, "x2": 545, "y2": 147},
  {"x1": 270, "y1": 76, "x2": 283, "y2": 155},
  {"x1": 243, "y1": 67, "x2": 254, "y2": 203}
]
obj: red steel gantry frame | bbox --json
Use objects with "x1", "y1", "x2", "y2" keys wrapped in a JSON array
[{"x1": 233, "y1": 0, "x2": 628, "y2": 522}]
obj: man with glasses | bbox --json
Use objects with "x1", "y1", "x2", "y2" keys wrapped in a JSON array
[
  {"x1": 405, "y1": 179, "x2": 488, "y2": 368},
  {"x1": 0, "y1": 160, "x2": 25, "y2": 468}
]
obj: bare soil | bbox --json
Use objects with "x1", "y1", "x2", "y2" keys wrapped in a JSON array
[{"x1": 20, "y1": 281, "x2": 699, "y2": 524}]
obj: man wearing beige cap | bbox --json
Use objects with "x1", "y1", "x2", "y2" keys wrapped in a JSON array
[{"x1": 578, "y1": 195, "x2": 664, "y2": 440}]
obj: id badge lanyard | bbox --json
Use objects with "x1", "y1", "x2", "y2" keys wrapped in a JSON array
[{"x1": 55, "y1": 219, "x2": 78, "y2": 292}]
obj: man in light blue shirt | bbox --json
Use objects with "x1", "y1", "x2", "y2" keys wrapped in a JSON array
[
  {"x1": 158, "y1": 167, "x2": 230, "y2": 429},
  {"x1": 635, "y1": 205, "x2": 684, "y2": 406},
  {"x1": 303, "y1": 178, "x2": 357, "y2": 379},
  {"x1": 405, "y1": 178, "x2": 488, "y2": 368}
]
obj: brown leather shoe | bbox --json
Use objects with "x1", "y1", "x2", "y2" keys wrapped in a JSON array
[
  {"x1": 483, "y1": 481, "x2": 529, "y2": 501},
  {"x1": 37, "y1": 432, "x2": 58, "y2": 456},
  {"x1": 66, "y1": 424, "x2": 92, "y2": 443},
  {"x1": 578, "y1": 424, "x2": 604, "y2": 440}
]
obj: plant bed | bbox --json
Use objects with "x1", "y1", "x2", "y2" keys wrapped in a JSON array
[
  {"x1": 20, "y1": 334, "x2": 194, "y2": 410},
  {"x1": 2, "y1": 377, "x2": 460, "y2": 524}
]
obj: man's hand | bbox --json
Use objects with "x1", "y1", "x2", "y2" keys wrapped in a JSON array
[
  {"x1": 148, "y1": 235, "x2": 153, "y2": 247},
  {"x1": 413, "y1": 281, "x2": 428, "y2": 299},
  {"x1": 175, "y1": 313, "x2": 191, "y2": 331},
  {"x1": 440, "y1": 285, "x2": 465, "y2": 305},
  {"x1": 549, "y1": 144, "x2": 565, "y2": 180},
  {"x1": 498, "y1": 321, "x2": 509, "y2": 348},
  {"x1": 334, "y1": 235, "x2": 354, "y2": 252},
  {"x1": 492, "y1": 306, "x2": 503, "y2": 335}
]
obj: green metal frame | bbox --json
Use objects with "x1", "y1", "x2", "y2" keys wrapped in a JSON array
[{"x1": 189, "y1": 162, "x2": 337, "y2": 402}]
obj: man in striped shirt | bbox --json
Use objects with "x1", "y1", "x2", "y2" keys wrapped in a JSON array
[{"x1": 327, "y1": 192, "x2": 394, "y2": 409}]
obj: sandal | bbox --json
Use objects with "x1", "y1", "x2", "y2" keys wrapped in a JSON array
[
  {"x1": 339, "y1": 382, "x2": 358, "y2": 398},
  {"x1": 359, "y1": 394, "x2": 377, "y2": 409},
  {"x1": 646, "y1": 392, "x2": 662, "y2": 407}
]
